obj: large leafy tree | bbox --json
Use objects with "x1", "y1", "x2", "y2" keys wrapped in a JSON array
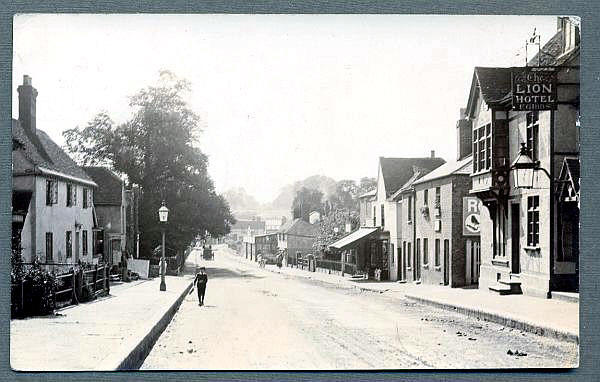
[
  {"x1": 291, "y1": 187, "x2": 324, "y2": 221},
  {"x1": 314, "y1": 178, "x2": 370, "y2": 254},
  {"x1": 63, "y1": 71, "x2": 235, "y2": 257},
  {"x1": 312, "y1": 207, "x2": 360, "y2": 255}
]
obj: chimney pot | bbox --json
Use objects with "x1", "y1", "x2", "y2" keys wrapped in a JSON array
[
  {"x1": 23, "y1": 75, "x2": 32, "y2": 86},
  {"x1": 430, "y1": 150, "x2": 435, "y2": 158}
]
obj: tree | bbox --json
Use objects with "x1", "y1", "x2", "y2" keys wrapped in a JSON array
[
  {"x1": 312, "y1": 207, "x2": 360, "y2": 255},
  {"x1": 358, "y1": 177, "x2": 377, "y2": 195},
  {"x1": 291, "y1": 187, "x2": 324, "y2": 221},
  {"x1": 314, "y1": 178, "x2": 370, "y2": 254},
  {"x1": 63, "y1": 71, "x2": 235, "y2": 257},
  {"x1": 326, "y1": 179, "x2": 359, "y2": 213}
]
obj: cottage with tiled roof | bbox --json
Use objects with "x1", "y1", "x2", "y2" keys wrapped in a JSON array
[
  {"x1": 12, "y1": 75, "x2": 97, "y2": 265},
  {"x1": 276, "y1": 218, "x2": 320, "y2": 265}
]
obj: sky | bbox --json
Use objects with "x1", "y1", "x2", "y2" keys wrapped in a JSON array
[{"x1": 12, "y1": 14, "x2": 558, "y2": 203}]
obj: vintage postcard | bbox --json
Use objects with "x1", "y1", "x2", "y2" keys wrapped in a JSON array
[{"x1": 9, "y1": 14, "x2": 579, "y2": 370}]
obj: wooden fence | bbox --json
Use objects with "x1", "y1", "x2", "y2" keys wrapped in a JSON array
[
  {"x1": 12, "y1": 263, "x2": 109, "y2": 315},
  {"x1": 315, "y1": 259, "x2": 358, "y2": 275}
]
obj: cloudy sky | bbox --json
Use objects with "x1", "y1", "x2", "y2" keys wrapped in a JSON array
[{"x1": 13, "y1": 14, "x2": 557, "y2": 203}]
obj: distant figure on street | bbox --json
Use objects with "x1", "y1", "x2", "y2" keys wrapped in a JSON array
[
  {"x1": 194, "y1": 267, "x2": 208, "y2": 306},
  {"x1": 276, "y1": 253, "x2": 283, "y2": 269}
]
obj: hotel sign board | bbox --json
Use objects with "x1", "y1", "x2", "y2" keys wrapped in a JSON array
[
  {"x1": 511, "y1": 66, "x2": 558, "y2": 111},
  {"x1": 463, "y1": 197, "x2": 481, "y2": 236}
]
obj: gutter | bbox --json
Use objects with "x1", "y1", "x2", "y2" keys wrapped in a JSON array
[{"x1": 14, "y1": 166, "x2": 98, "y2": 187}]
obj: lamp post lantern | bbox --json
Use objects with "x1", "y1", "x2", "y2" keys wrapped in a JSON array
[
  {"x1": 158, "y1": 201, "x2": 169, "y2": 291},
  {"x1": 510, "y1": 142, "x2": 553, "y2": 189}
]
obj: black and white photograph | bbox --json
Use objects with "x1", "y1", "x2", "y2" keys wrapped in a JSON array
[{"x1": 8, "y1": 14, "x2": 580, "y2": 370}]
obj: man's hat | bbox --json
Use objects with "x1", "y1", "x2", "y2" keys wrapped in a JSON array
[{"x1": 200, "y1": 267, "x2": 206, "y2": 270}]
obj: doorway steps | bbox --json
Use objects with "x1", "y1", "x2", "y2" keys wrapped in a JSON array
[{"x1": 489, "y1": 275, "x2": 523, "y2": 295}]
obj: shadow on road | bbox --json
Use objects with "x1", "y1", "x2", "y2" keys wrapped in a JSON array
[{"x1": 204, "y1": 267, "x2": 264, "y2": 280}]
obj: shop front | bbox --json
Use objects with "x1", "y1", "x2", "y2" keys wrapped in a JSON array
[{"x1": 329, "y1": 227, "x2": 390, "y2": 280}]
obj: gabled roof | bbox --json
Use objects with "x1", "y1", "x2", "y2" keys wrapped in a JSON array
[
  {"x1": 84, "y1": 167, "x2": 123, "y2": 205},
  {"x1": 390, "y1": 168, "x2": 432, "y2": 200},
  {"x1": 379, "y1": 157, "x2": 446, "y2": 197},
  {"x1": 12, "y1": 119, "x2": 96, "y2": 186},
  {"x1": 358, "y1": 189, "x2": 376, "y2": 199},
  {"x1": 329, "y1": 227, "x2": 379, "y2": 250},
  {"x1": 465, "y1": 67, "x2": 513, "y2": 118},
  {"x1": 557, "y1": 157, "x2": 580, "y2": 202},
  {"x1": 279, "y1": 218, "x2": 319, "y2": 236},
  {"x1": 413, "y1": 155, "x2": 472, "y2": 186}
]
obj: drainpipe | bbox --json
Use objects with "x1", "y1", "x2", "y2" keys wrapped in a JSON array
[
  {"x1": 549, "y1": 109, "x2": 555, "y2": 297},
  {"x1": 30, "y1": 176, "x2": 37, "y2": 260},
  {"x1": 412, "y1": 188, "x2": 417, "y2": 281}
]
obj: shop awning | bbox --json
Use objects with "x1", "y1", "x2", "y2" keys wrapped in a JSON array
[{"x1": 329, "y1": 227, "x2": 379, "y2": 250}]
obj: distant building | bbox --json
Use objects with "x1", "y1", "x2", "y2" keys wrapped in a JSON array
[
  {"x1": 254, "y1": 232, "x2": 279, "y2": 259},
  {"x1": 277, "y1": 218, "x2": 320, "y2": 264},
  {"x1": 264, "y1": 215, "x2": 287, "y2": 232},
  {"x1": 12, "y1": 75, "x2": 97, "y2": 267},
  {"x1": 228, "y1": 218, "x2": 266, "y2": 242},
  {"x1": 358, "y1": 189, "x2": 376, "y2": 227}
]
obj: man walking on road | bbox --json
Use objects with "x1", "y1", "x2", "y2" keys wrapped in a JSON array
[{"x1": 194, "y1": 267, "x2": 208, "y2": 306}]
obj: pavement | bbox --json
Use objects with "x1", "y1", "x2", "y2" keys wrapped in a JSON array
[
  {"x1": 10, "y1": 253, "x2": 199, "y2": 371},
  {"x1": 142, "y1": 247, "x2": 578, "y2": 369},
  {"x1": 229, "y1": 248, "x2": 579, "y2": 344}
]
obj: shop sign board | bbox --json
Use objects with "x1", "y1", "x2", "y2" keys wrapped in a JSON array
[
  {"x1": 511, "y1": 66, "x2": 558, "y2": 111},
  {"x1": 463, "y1": 197, "x2": 481, "y2": 236}
]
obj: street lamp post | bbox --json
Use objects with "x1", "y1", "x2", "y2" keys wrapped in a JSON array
[{"x1": 158, "y1": 201, "x2": 169, "y2": 291}]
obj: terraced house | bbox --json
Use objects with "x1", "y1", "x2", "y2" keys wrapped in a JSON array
[
  {"x1": 339, "y1": 154, "x2": 445, "y2": 280},
  {"x1": 12, "y1": 75, "x2": 97, "y2": 267}
]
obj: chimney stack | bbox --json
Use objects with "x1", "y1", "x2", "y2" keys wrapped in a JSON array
[
  {"x1": 430, "y1": 150, "x2": 435, "y2": 158},
  {"x1": 456, "y1": 107, "x2": 473, "y2": 161},
  {"x1": 17, "y1": 75, "x2": 38, "y2": 135}
]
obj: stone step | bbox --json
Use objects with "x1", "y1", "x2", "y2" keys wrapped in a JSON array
[
  {"x1": 489, "y1": 281, "x2": 522, "y2": 295},
  {"x1": 488, "y1": 282, "x2": 512, "y2": 295},
  {"x1": 498, "y1": 278, "x2": 521, "y2": 286}
]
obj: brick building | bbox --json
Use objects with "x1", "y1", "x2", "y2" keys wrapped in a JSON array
[{"x1": 412, "y1": 155, "x2": 475, "y2": 287}]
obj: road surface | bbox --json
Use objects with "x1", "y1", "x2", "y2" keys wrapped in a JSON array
[{"x1": 141, "y1": 246, "x2": 578, "y2": 370}]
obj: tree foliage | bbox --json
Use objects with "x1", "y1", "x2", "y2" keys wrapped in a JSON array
[
  {"x1": 312, "y1": 207, "x2": 360, "y2": 255},
  {"x1": 313, "y1": 177, "x2": 374, "y2": 254},
  {"x1": 291, "y1": 187, "x2": 324, "y2": 221},
  {"x1": 63, "y1": 71, "x2": 235, "y2": 256}
]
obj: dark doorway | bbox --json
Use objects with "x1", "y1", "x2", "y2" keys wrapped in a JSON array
[
  {"x1": 511, "y1": 203, "x2": 521, "y2": 274},
  {"x1": 415, "y1": 239, "x2": 421, "y2": 281},
  {"x1": 443, "y1": 239, "x2": 450, "y2": 285},
  {"x1": 397, "y1": 247, "x2": 403, "y2": 281}
]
